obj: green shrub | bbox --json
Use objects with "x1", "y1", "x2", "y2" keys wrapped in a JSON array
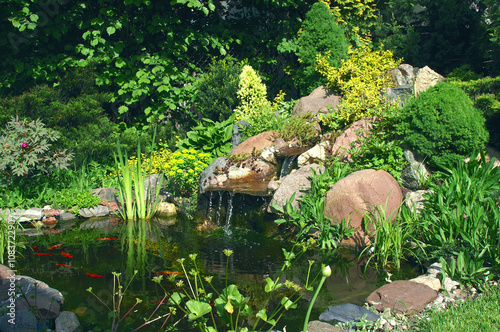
[
  {"x1": 193, "y1": 56, "x2": 242, "y2": 122},
  {"x1": 316, "y1": 44, "x2": 401, "y2": 126},
  {"x1": 397, "y1": 82, "x2": 489, "y2": 167},
  {"x1": 176, "y1": 113, "x2": 236, "y2": 158},
  {"x1": 293, "y1": 1, "x2": 349, "y2": 96},
  {"x1": 234, "y1": 65, "x2": 272, "y2": 123},
  {"x1": 450, "y1": 75, "x2": 500, "y2": 149},
  {"x1": 418, "y1": 151, "x2": 500, "y2": 285},
  {"x1": 278, "y1": 112, "x2": 319, "y2": 147},
  {"x1": 0, "y1": 117, "x2": 73, "y2": 188},
  {"x1": 50, "y1": 189, "x2": 103, "y2": 214}
]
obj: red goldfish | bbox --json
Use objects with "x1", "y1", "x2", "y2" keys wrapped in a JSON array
[
  {"x1": 34, "y1": 253, "x2": 54, "y2": 256},
  {"x1": 85, "y1": 272, "x2": 104, "y2": 278},
  {"x1": 48, "y1": 243, "x2": 64, "y2": 250},
  {"x1": 61, "y1": 250, "x2": 73, "y2": 258},
  {"x1": 55, "y1": 264, "x2": 73, "y2": 267}
]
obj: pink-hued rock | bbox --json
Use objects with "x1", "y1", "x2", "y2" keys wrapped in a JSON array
[
  {"x1": 324, "y1": 169, "x2": 402, "y2": 247},
  {"x1": 330, "y1": 117, "x2": 376, "y2": 162},
  {"x1": 292, "y1": 85, "x2": 341, "y2": 117},
  {"x1": 230, "y1": 131, "x2": 278, "y2": 156},
  {"x1": 44, "y1": 208, "x2": 60, "y2": 218},
  {"x1": 366, "y1": 280, "x2": 438, "y2": 314}
]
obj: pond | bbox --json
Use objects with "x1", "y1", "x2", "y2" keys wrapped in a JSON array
[{"x1": 16, "y1": 193, "x2": 420, "y2": 331}]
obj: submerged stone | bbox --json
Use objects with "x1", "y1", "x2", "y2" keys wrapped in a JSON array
[{"x1": 319, "y1": 303, "x2": 379, "y2": 324}]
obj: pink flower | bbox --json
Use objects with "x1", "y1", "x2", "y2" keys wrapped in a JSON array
[{"x1": 21, "y1": 142, "x2": 28, "y2": 149}]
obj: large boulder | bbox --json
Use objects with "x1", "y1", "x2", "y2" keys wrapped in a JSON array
[
  {"x1": 330, "y1": 117, "x2": 376, "y2": 162},
  {"x1": 414, "y1": 66, "x2": 445, "y2": 96},
  {"x1": 298, "y1": 140, "x2": 331, "y2": 167},
  {"x1": 229, "y1": 131, "x2": 277, "y2": 156},
  {"x1": 268, "y1": 164, "x2": 325, "y2": 213},
  {"x1": 389, "y1": 64, "x2": 418, "y2": 86},
  {"x1": 365, "y1": 280, "x2": 438, "y2": 314},
  {"x1": 324, "y1": 169, "x2": 403, "y2": 247},
  {"x1": 292, "y1": 86, "x2": 341, "y2": 117},
  {"x1": 55, "y1": 311, "x2": 82, "y2": 332}
]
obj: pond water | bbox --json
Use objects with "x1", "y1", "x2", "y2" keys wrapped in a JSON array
[{"x1": 16, "y1": 193, "x2": 420, "y2": 331}]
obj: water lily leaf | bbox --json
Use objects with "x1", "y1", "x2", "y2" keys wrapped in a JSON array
[
  {"x1": 186, "y1": 300, "x2": 212, "y2": 321},
  {"x1": 265, "y1": 277, "x2": 282, "y2": 292},
  {"x1": 167, "y1": 292, "x2": 186, "y2": 306},
  {"x1": 280, "y1": 296, "x2": 297, "y2": 310}
]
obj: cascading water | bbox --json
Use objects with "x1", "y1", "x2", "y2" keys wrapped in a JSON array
[
  {"x1": 279, "y1": 155, "x2": 298, "y2": 179},
  {"x1": 223, "y1": 192, "x2": 235, "y2": 236},
  {"x1": 215, "y1": 191, "x2": 224, "y2": 225},
  {"x1": 207, "y1": 191, "x2": 213, "y2": 222}
]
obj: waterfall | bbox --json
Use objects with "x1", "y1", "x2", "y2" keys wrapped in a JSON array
[
  {"x1": 223, "y1": 191, "x2": 235, "y2": 236},
  {"x1": 280, "y1": 155, "x2": 298, "y2": 179},
  {"x1": 207, "y1": 191, "x2": 213, "y2": 222},
  {"x1": 215, "y1": 191, "x2": 224, "y2": 225}
]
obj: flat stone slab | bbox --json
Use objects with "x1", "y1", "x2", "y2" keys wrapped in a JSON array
[
  {"x1": 366, "y1": 280, "x2": 438, "y2": 314},
  {"x1": 319, "y1": 303, "x2": 379, "y2": 323}
]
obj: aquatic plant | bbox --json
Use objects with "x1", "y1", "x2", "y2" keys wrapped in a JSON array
[
  {"x1": 114, "y1": 139, "x2": 163, "y2": 221},
  {"x1": 49, "y1": 188, "x2": 103, "y2": 215},
  {"x1": 87, "y1": 270, "x2": 171, "y2": 332},
  {"x1": 168, "y1": 241, "x2": 322, "y2": 331},
  {"x1": 303, "y1": 265, "x2": 331, "y2": 332},
  {"x1": 272, "y1": 166, "x2": 354, "y2": 250},
  {"x1": 359, "y1": 200, "x2": 422, "y2": 271}
]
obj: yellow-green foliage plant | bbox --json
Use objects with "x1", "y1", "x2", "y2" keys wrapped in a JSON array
[
  {"x1": 234, "y1": 65, "x2": 272, "y2": 124},
  {"x1": 164, "y1": 149, "x2": 211, "y2": 197},
  {"x1": 316, "y1": 44, "x2": 401, "y2": 126},
  {"x1": 329, "y1": 0, "x2": 378, "y2": 46}
]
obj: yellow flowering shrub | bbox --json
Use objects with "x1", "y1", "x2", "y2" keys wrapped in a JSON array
[
  {"x1": 127, "y1": 147, "x2": 173, "y2": 175},
  {"x1": 316, "y1": 44, "x2": 401, "y2": 126},
  {"x1": 164, "y1": 149, "x2": 211, "y2": 197}
]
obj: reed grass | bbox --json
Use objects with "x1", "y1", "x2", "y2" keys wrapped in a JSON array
[
  {"x1": 114, "y1": 139, "x2": 163, "y2": 221},
  {"x1": 360, "y1": 198, "x2": 422, "y2": 270}
]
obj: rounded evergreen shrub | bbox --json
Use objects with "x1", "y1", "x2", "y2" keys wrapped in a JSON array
[
  {"x1": 397, "y1": 82, "x2": 489, "y2": 167},
  {"x1": 294, "y1": 1, "x2": 349, "y2": 96}
]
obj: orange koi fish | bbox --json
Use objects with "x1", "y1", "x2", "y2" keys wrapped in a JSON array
[
  {"x1": 95, "y1": 238, "x2": 119, "y2": 241},
  {"x1": 34, "y1": 253, "x2": 54, "y2": 256},
  {"x1": 55, "y1": 263, "x2": 73, "y2": 267},
  {"x1": 86, "y1": 272, "x2": 104, "y2": 278},
  {"x1": 61, "y1": 250, "x2": 73, "y2": 258},
  {"x1": 48, "y1": 243, "x2": 65, "y2": 250},
  {"x1": 154, "y1": 271, "x2": 182, "y2": 276}
]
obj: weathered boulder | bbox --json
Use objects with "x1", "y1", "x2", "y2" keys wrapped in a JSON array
[
  {"x1": 324, "y1": 169, "x2": 402, "y2": 246},
  {"x1": 0, "y1": 265, "x2": 14, "y2": 284},
  {"x1": 330, "y1": 117, "x2": 376, "y2": 162},
  {"x1": 79, "y1": 205, "x2": 109, "y2": 218},
  {"x1": 268, "y1": 164, "x2": 325, "y2": 213},
  {"x1": 404, "y1": 190, "x2": 430, "y2": 214},
  {"x1": 414, "y1": 66, "x2": 445, "y2": 96},
  {"x1": 307, "y1": 320, "x2": 347, "y2": 332},
  {"x1": 410, "y1": 275, "x2": 441, "y2": 292},
  {"x1": 0, "y1": 309, "x2": 37, "y2": 332},
  {"x1": 229, "y1": 131, "x2": 277, "y2": 156},
  {"x1": 389, "y1": 64, "x2": 418, "y2": 86},
  {"x1": 319, "y1": 303, "x2": 379, "y2": 324},
  {"x1": 298, "y1": 140, "x2": 331, "y2": 167},
  {"x1": 55, "y1": 311, "x2": 82, "y2": 332},
  {"x1": 144, "y1": 173, "x2": 164, "y2": 201},
  {"x1": 401, "y1": 150, "x2": 430, "y2": 190},
  {"x1": 292, "y1": 86, "x2": 341, "y2": 117},
  {"x1": 156, "y1": 202, "x2": 178, "y2": 217},
  {"x1": 231, "y1": 120, "x2": 250, "y2": 148},
  {"x1": 199, "y1": 157, "x2": 228, "y2": 193},
  {"x1": 365, "y1": 280, "x2": 438, "y2": 314},
  {"x1": 90, "y1": 188, "x2": 118, "y2": 203}
]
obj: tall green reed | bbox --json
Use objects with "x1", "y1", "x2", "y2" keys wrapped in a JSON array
[
  {"x1": 114, "y1": 139, "x2": 163, "y2": 221},
  {"x1": 360, "y1": 198, "x2": 422, "y2": 270}
]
